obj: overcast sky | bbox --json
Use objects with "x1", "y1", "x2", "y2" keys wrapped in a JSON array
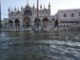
[{"x1": 1, "y1": 0, "x2": 80, "y2": 20}]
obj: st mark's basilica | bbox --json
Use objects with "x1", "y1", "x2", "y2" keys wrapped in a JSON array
[{"x1": 2, "y1": 1, "x2": 80, "y2": 31}]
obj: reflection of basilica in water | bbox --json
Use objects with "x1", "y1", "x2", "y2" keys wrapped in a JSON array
[{"x1": 2, "y1": 1, "x2": 80, "y2": 31}]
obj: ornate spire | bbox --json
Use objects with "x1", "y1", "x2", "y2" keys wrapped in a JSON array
[
  {"x1": 27, "y1": 0, "x2": 29, "y2": 6},
  {"x1": 14, "y1": 7, "x2": 16, "y2": 11},
  {"x1": 17, "y1": 7, "x2": 19, "y2": 11},
  {"x1": 33, "y1": 3, "x2": 35, "y2": 8},
  {"x1": 21, "y1": 6, "x2": 23, "y2": 10},
  {"x1": 48, "y1": 2, "x2": 51, "y2": 9},
  {"x1": 8, "y1": 8, "x2": 10, "y2": 12},
  {"x1": 40, "y1": 4, "x2": 42, "y2": 9},
  {"x1": 44, "y1": 5, "x2": 46, "y2": 9}
]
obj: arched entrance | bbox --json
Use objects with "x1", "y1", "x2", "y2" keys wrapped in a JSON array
[
  {"x1": 23, "y1": 16, "x2": 31, "y2": 28},
  {"x1": 15, "y1": 19, "x2": 20, "y2": 28},
  {"x1": 9, "y1": 20, "x2": 13, "y2": 28},
  {"x1": 35, "y1": 17, "x2": 41, "y2": 28},
  {"x1": 42, "y1": 18, "x2": 49, "y2": 28}
]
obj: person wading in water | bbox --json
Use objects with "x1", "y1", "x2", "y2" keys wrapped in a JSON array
[{"x1": 55, "y1": 19, "x2": 59, "y2": 28}]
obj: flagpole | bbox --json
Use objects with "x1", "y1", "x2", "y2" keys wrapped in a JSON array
[
  {"x1": 37, "y1": 0, "x2": 39, "y2": 18},
  {"x1": 36, "y1": 0, "x2": 40, "y2": 30},
  {"x1": 0, "y1": 0, "x2": 2, "y2": 30}
]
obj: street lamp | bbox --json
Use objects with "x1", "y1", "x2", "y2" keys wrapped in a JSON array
[
  {"x1": 0, "y1": 1, "x2": 2, "y2": 30},
  {"x1": 36, "y1": 0, "x2": 40, "y2": 30}
]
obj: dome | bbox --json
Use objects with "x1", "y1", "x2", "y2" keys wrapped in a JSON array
[
  {"x1": 16, "y1": 10, "x2": 21, "y2": 15},
  {"x1": 24, "y1": 1, "x2": 31, "y2": 10},
  {"x1": 25, "y1": 5, "x2": 31, "y2": 10}
]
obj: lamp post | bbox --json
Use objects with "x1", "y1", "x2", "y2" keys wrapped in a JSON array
[
  {"x1": 36, "y1": 0, "x2": 40, "y2": 30},
  {"x1": 37, "y1": 0, "x2": 39, "y2": 17},
  {"x1": 0, "y1": 1, "x2": 2, "y2": 30}
]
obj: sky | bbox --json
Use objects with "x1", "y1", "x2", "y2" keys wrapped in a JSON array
[{"x1": 1, "y1": 0, "x2": 80, "y2": 20}]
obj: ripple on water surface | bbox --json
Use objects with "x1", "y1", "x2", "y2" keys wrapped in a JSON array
[{"x1": 0, "y1": 31, "x2": 80, "y2": 60}]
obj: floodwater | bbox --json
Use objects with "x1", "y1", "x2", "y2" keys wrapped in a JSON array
[{"x1": 0, "y1": 30, "x2": 80, "y2": 60}]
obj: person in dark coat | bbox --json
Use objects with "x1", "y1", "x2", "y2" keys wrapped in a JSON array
[{"x1": 55, "y1": 19, "x2": 59, "y2": 28}]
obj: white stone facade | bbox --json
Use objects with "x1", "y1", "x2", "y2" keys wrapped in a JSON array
[
  {"x1": 56, "y1": 9, "x2": 80, "y2": 29},
  {"x1": 2, "y1": 3, "x2": 80, "y2": 31}
]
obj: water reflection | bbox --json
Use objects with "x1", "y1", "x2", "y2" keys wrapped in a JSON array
[{"x1": 0, "y1": 30, "x2": 80, "y2": 60}]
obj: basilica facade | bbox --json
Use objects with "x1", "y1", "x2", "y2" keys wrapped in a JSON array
[{"x1": 2, "y1": 2, "x2": 80, "y2": 31}]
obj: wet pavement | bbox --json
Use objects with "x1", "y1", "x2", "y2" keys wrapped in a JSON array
[{"x1": 0, "y1": 30, "x2": 80, "y2": 60}]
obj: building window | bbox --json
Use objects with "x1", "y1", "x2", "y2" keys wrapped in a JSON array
[
  {"x1": 71, "y1": 13, "x2": 74, "y2": 17},
  {"x1": 52, "y1": 18, "x2": 54, "y2": 20},
  {"x1": 63, "y1": 14, "x2": 66, "y2": 17}
]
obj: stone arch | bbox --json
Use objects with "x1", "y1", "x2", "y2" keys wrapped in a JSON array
[
  {"x1": 15, "y1": 19, "x2": 20, "y2": 28},
  {"x1": 42, "y1": 18, "x2": 49, "y2": 23},
  {"x1": 42, "y1": 18, "x2": 49, "y2": 28},
  {"x1": 9, "y1": 20, "x2": 13, "y2": 27},
  {"x1": 23, "y1": 16, "x2": 31, "y2": 28},
  {"x1": 34, "y1": 17, "x2": 41, "y2": 28}
]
